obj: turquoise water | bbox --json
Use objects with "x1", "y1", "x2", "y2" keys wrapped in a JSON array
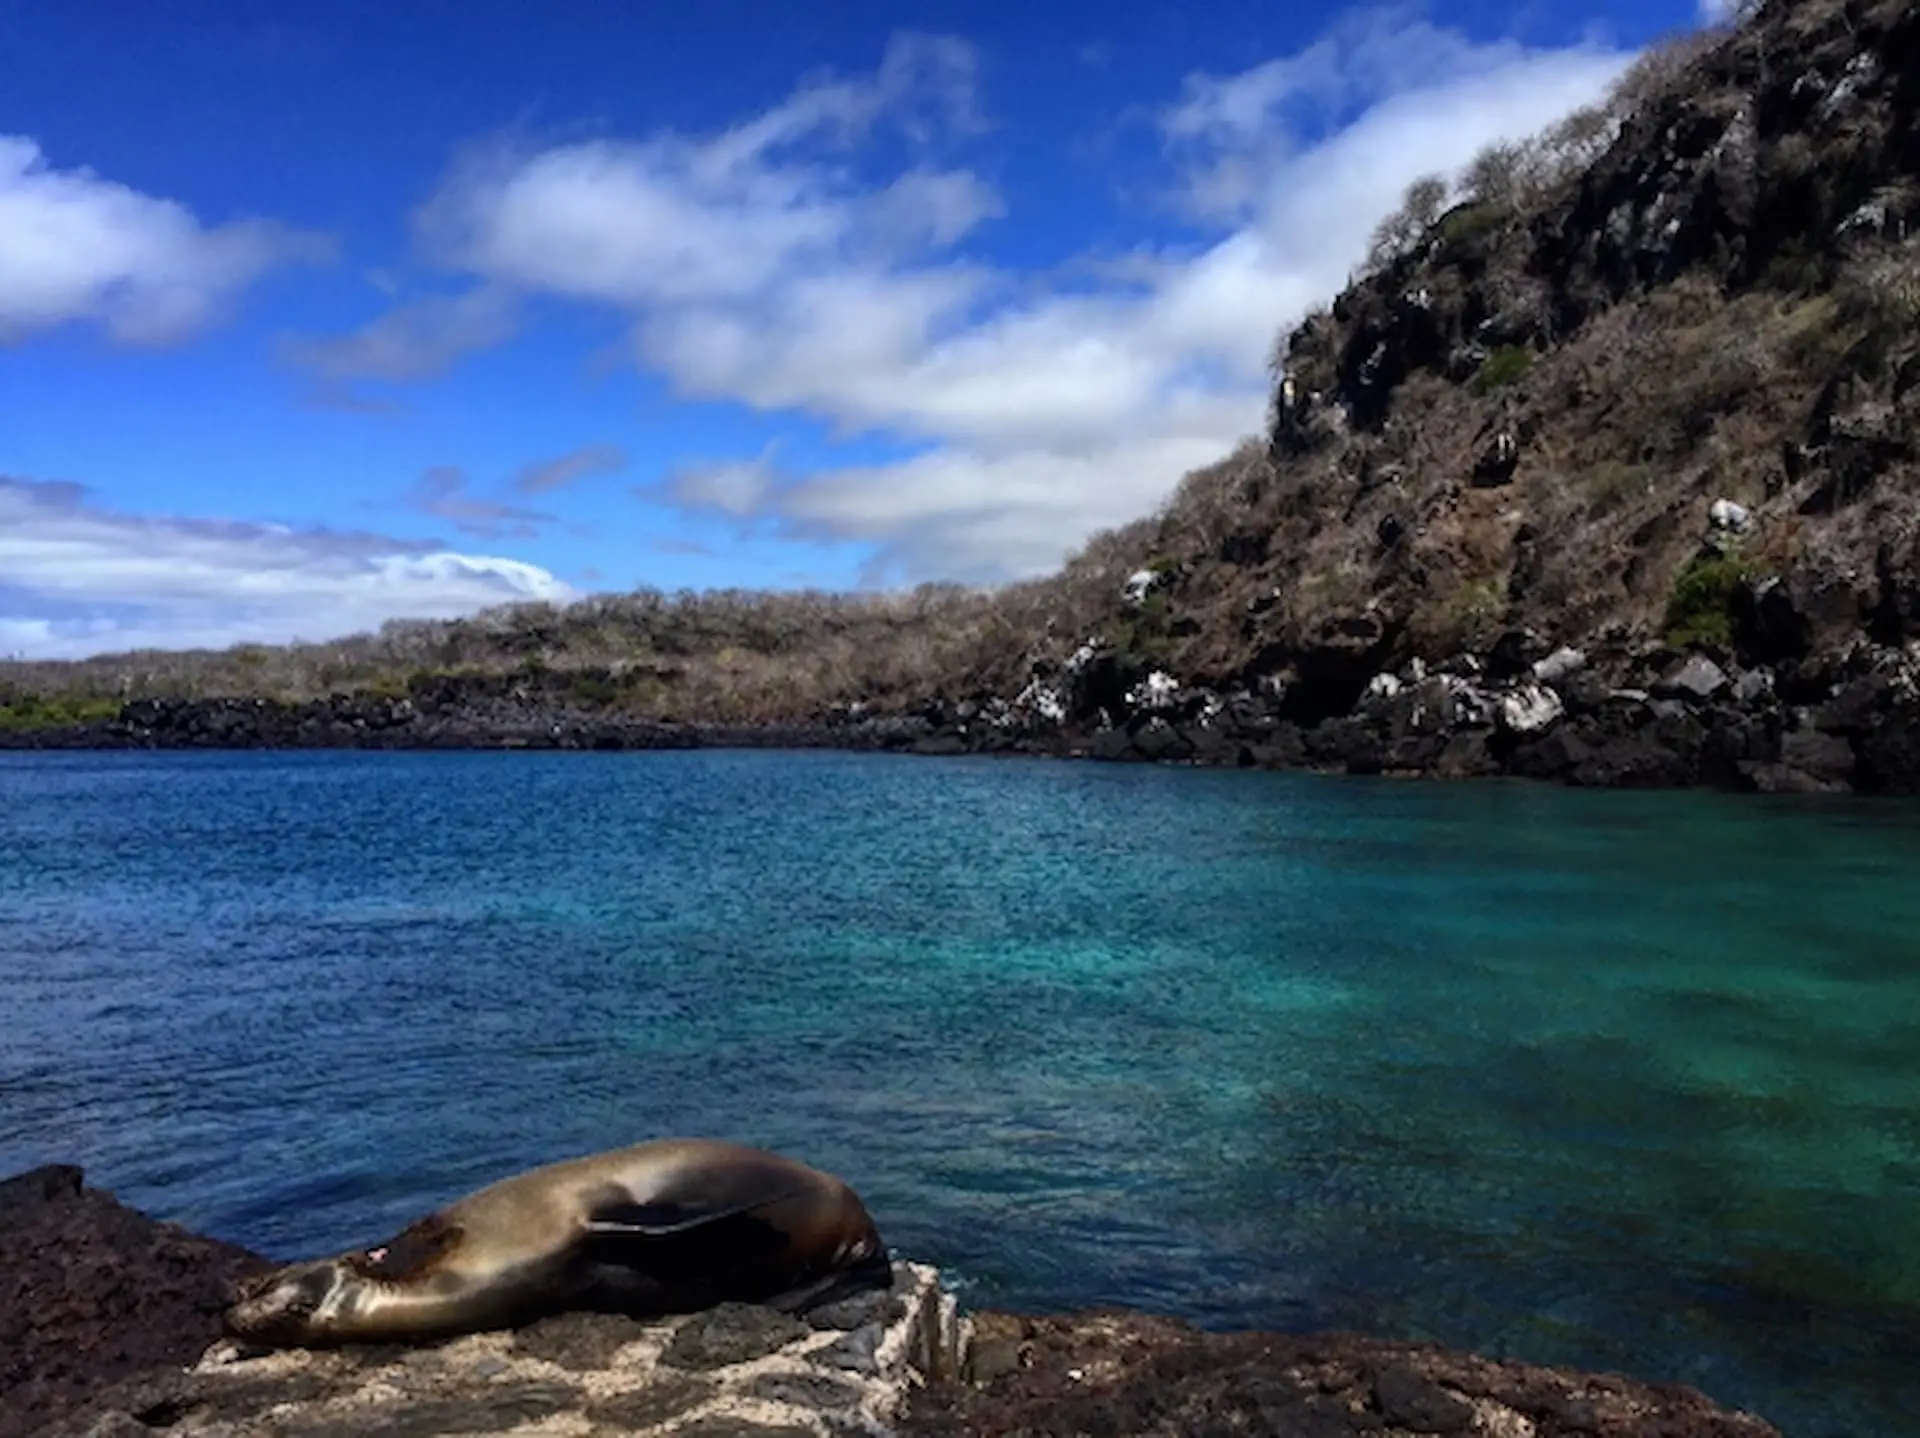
[{"x1": 2, "y1": 751, "x2": 1918, "y2": 1436}]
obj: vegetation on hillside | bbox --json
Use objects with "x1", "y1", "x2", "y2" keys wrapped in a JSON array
[{"x1": 5, "y1": 0, "x2": 1916, "y2": 728}]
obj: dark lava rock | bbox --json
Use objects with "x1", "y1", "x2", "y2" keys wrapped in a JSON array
[
  {"x1": 743, "y1": 1369, "x2": 868, "y2": 1412},
  {"x1": 1434, "y1": 730, "x2": 1500, "y2": 778},
  {"x1": 1185, "y1": 725, "x2": 1243, "y2": 766},
  {"x1": 1858, "y1": 712, "x2": 1920, "y2": 795},
  {"x1": 1509, "y1": 728, "x2": 1593, "y2": 780},
  {"x1": 674, "y1": 1418, "x2": 819, "y2": 1438},
  {"x1": 0, "y1": 1166, "x2": 271, "y2": 1437},
  {"x1": 910, "y1": 732, "x2": 970, "y2": 757},
  {"x1": 659, "y1": 1303, "x2": 811, "y2": 1370},
  {"x1": 1486, "y1": 628, "x2": 1551, "y2": 683},
  {"x1": 1780, "y1": 729, "x2": 1858, "y2": 787},
  {"x1": 336, "y1": 1382, "x2": 578, "y2": 1437},
  {"x1": 581, "y1": 1374, "x2": 715, "y2": 1430},
  {"x1": 816, "y1": 1324, "x2": 884, "y2": 1375},
  {"x1": 904, "y1": 1310, "x2": 1781, "y2": 1438},
  {"x1": 804, "y1": 1286, "x2": 902, "y2": 1334},
  {"x1": 1374, "y1": 1361, "x2": 1475, "y2": 1431},
  {"x1": 512, "y1": 1310, "x2": 649, "y2": 1370}
]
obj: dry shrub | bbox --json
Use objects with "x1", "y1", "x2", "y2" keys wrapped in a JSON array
[{"x1": 1366, "y1": 174, "x2": 1452, "y2": 272}]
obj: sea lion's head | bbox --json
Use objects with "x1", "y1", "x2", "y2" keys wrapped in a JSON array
[
  {"x1": 223, "y1": 1259, "x2": 352, "y2": 1345},
  {"x1": 225, "y1": 1219, "x2": 469, "y2": 1346}
]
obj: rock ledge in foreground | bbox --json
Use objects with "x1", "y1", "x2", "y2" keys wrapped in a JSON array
[
  {"x1": 44, "y1": 1265, "x2": 960, "y2": 1437},
  {"x1": 4, "y1": 1165, "x2": 1781, "y2": 1437},
  {"x1": 902, "y1": 1310, "x2": 1781, "y2": 1438}
]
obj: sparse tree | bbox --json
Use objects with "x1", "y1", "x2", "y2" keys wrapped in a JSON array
[
  {"x1": 1604, "y1": 29, "x2": 1717, "y2": 123},
  {"x1": 1366, "y1": 173, "x2": 1452, "y2": 271},
  {"x1": 1458, "y1": 140, "x2": 1535, "y2": 209}
]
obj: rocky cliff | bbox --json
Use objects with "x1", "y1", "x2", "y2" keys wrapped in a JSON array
[{"x1": 4, "y1": 0, "x2": 1918, "y2": 795}]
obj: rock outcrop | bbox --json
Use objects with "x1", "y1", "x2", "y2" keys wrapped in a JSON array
[
  {"x1": 42, "y1": 1270, "x2": 960, "y2": 1438},
  {"x1": 5, "y1": 633, "x2": 1920, "y2": 796},
  {"x1": 905, "y1": 1311, "x2": 1781, "y2": 1438},
  {"x1": 2, "y1": 1166, "x2": 1784, "y2": 1438}
]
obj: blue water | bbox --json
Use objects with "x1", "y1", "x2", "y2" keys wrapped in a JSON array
[{"x1": 2, "y1": 751, "x2": 1918, "y2": 1436}]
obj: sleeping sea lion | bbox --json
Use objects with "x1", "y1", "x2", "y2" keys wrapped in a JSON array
[{"x1": 223, "y1": 1137, "x2": 890, "y2": 1346}]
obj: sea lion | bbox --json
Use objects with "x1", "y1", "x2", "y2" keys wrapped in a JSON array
[{"x1": 224, "y1": 1138, "x2": 891, "y2": 1346}]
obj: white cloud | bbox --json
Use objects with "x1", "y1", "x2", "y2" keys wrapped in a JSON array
[
  {"x1": 411, "y1": 32, "x2": 988, "y2": 311},
  {"x1": 391, "y1": 15, "x2": 1633, "y2": 582},
  {"x1": 0, "y1": 476, "x2": 572, "y2": 660},
  {"x1": 259, "y1": 14, "x2": 1637, "y2": 594},
  {"x1": 0, "y1": 136, "x2": 327, "y2": 344}
]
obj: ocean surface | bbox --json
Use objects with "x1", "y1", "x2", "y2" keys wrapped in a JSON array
[{"x1": 2, "y1": 750, "x2": 1918, "y2": 1436}]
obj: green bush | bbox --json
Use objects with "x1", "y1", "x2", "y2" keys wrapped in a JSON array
[
  {"x1": 1663, "y1": 555, "x2": 1751, "y2": 648},
  {"x1": 1113, "y1": 591, "x2": 1175, "y2": 669},
  {"x1": 1436, "y1": 202, "x2": 1506, "y2": 252},
  {"x1": 0, "y1": 693, "x2": 121, "y2": 732},
  {"x1": 568, "y1": 674, "x2": 622, "y2": 707},
  {"x1": 1471, "y1": 345, "x2": 1533, "y2": 394}
]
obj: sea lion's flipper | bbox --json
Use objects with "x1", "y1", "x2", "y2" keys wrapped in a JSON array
[
  {"x1": 583, "y1": 1182, "x2": 813, "y2": 1238},
  {"x1": 578, "y1": 1189, "x2": 813, "y2": 1307},
  {"x1": 763, "y1": 1250, "x2": 895, "y2": 1315}
]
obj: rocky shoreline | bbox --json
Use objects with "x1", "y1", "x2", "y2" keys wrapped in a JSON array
[
  {"x1": 1, "y1": 1164, "x2": 1781, "y2": 1437},
  {"x1": 6, "y1": 630, "x2": 1920, "y2": 797}
]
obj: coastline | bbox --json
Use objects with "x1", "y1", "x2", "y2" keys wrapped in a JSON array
[
  {"x1": 5, "y1": 635, "x2": 1919, "y2": 797},
  {"x1": 2, "y1": 1164, "x2": 1783, "y2": 1437}
]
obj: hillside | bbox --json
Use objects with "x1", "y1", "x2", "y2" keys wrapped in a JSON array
[{"x1": 6, "y1": 0, "x2": 1919, "y2": 792}]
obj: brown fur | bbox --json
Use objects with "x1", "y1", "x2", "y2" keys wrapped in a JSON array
[{"x1": 224, "y1": 1139, "x2": 888, "y2": 1347}]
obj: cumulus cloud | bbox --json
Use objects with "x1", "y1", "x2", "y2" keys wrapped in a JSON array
[
  {"x1": 404, "y1": 466, "x2": 556, "y2": 539},
  {"x1": 387, "y1": 14, "x2": 1633, "y2": 581},
  {"x1": 413, "y1": 38, "x2": 992, "y2": 313},
  {"x1": 0, "y1": 136, "x2": 327, "y2": 344},
  {"x1": 513, "y1": 443, "x2": 629, "y2": 494},
  {"x1": 283, "y1": 285, "x2": 516, "y2": 381},
  {"x1": 0, "y1": 476, "x2": 572, "y2": 660}
]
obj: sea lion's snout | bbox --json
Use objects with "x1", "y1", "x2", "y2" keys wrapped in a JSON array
[
  {"x1": 836, "y1": 1211, "x2": 893, "y2": 1286},
  {"x1": 223, "y1": 1260, "x2": 339, "y2": 1344}
]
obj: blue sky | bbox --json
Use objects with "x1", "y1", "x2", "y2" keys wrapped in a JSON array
[{"x1": 1, "y1": 0, "x2": 1717, "y2": 658}]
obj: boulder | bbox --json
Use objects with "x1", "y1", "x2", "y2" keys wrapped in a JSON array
[
  {"x1": 1775, "y1": 730, "x2": 1858, "y2": 788},
  {"x1": 1129, "y1": 715, "x2": 1192, "y2": 762},
  {"x1": 1532, "y1": 646, "x2": 1588, "y2": 686},
  {"x1": 1708, "y1": 497, "x2": 1754, "y2": 537},
  {"x1": 1510, "y1": 728, "x2": 1593, "y2": 780},
  {"x1": 1486, "y1": 628, "x2": 1551, "y2": 682},
  {"x1": 1567, "y1": 735, "x2": 1696, "y2": 789},
  {"x1": 1858, "y1": 711, "x2": 1920, "y2": 794},
  {"x1": 1653, "y1": 655, "x2": 1731, "y2": 703},
  {"x1": 1738, "y1": 577, "x2": 1814, "y2": 664},
  {"x1": 1731, "y1": 667, "x2": 1777, "y2": 707},
  {"x1": 1497, "y1": 683, "x2": 1565, "y2": 735},
  {"x1": 0, "y1": 1168, "x2": 272, "y2": 1437},
  {"x1": 1434, "y1": 730, "x2": 1500, "y2": 778}
]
